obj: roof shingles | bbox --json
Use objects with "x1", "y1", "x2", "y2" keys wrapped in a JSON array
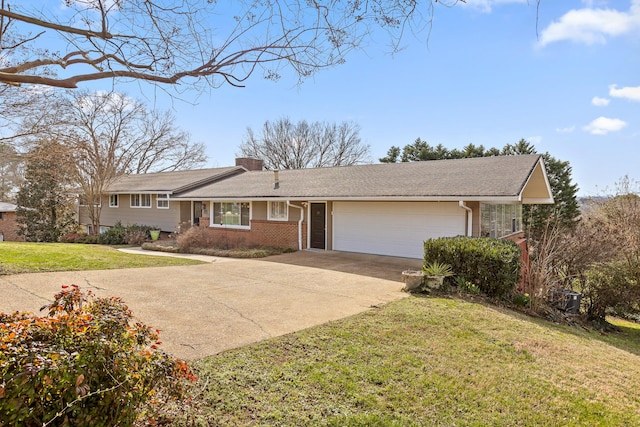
[
  {"x1": 175, "y1": 155, "x2": 543, "y2": 200},
  {"x1": 106, "y1": 166, "x2": 243, "y2": 193}
]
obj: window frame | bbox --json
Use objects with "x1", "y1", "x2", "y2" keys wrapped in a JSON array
[
  {"x1": 109, "y1": 194, "x2": 119, "y2": 208},
  {"x1": 156, "y1": 194, "x2": 169, "y2": 209},
  {"x1": 130, "y1": 193, "x2": 152, "y2": 208},
  {"x1": 480, "y1": 203, "x2": 522, "y2": 238},
  {"x1": 213, "y1": 201, "x2": 251, "y2": 229},
  {"x1": 268, "y1": 201, "x2": 288, "y2": 221}
]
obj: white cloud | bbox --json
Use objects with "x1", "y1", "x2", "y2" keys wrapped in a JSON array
[
  {"x1": 583, "y1": 116, "x2": 628, "y2": 135},
  {"x1": 537, "y1": 0, "x2": 640, "y2": 47},
  {"x1": 609, "y1": 84, "x2": 640, "y2": 101},
  {"x1": 527, "y1": 135, "x2": 543, "y2": 145},
  {"x1": 461, "y1": 0, "x2": 528, "y2": 13},
  {"x1": 591, "y1": 96, "x2": 610, "y2": 106},
  {"x1": 556, "y1": 126, "x2": 576, "y2": 133}
]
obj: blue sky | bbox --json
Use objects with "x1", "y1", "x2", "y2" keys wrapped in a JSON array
[{"x1": 90, "y1": 1, "x2": 640, "y2": 196}]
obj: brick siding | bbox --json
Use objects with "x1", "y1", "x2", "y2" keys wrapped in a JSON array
[
  {"x1": 0, "y1": 211, "x2": 22, "y2": 241},
  {"x1": 208, "y1": 219, "x2": 307, "y2": 250}
]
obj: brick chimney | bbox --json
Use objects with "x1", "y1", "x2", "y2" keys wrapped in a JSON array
[{"x1": 235, "y1": 157, "x2": 264, "y2": 171}]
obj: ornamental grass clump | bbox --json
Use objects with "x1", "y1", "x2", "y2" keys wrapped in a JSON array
[{"x1": 0, "y1": 285, "x2": 196, "y2": 427}]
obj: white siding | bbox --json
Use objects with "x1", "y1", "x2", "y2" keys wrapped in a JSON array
[{"x1": 332, "y1": 201, "x2": 465, "y2": 259}]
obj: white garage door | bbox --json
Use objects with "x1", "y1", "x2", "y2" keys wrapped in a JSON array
[{"x1": 333, "y1": 201, "x2": 465, "y2": 259}]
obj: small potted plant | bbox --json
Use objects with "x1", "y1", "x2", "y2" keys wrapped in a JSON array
[
  {"x1": 149, "y1": 227, "x2": 161, "y2": 241},
  {"x1": 422, "y1": 261, "x2": 454, "y2": 290}
]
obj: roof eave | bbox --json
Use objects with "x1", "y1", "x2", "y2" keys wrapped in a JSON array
[{"x1": 171, "y1": 195, "x2": 524, "y2": 203}]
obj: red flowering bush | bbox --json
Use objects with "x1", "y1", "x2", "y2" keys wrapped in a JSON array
[{"x1": 0, "y1": 285, "x2": 196, "y2": 426}]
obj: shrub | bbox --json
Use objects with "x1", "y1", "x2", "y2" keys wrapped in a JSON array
[
  {"x1": 59, "y1": 231, "x2": 89, "y2": 243},
  {"x1": 424, "y1": 236, "x2": 522, "y2": 298},
  {"x1": 582, "y1": 261, "x2": 640, "y2": 320},
  {"x1": 97, "y1": 222, "x2": 153, "y2": 246},
  {"x1": 0, "y1": 285, "x2": 195, "y2": 426},
  {"x1": 124, "y1": 229, "x2": 149, "y2": 246},
  {"x1": 98, "y1": 221, "x2": 127, "y2": 245},
  {"x1": 176, "y1": 226, "x2": 248, "y2": 251},
  {"x1": 80, "y1": 234, "x2": 99, "y2": 244}
]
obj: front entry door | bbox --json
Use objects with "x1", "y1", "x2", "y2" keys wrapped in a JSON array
[
  {"x1": 310, "y1": 203, "x2": 326, "y2": 250},
  {"x1": 193, "y1": 201, "x2": 204, "y2": 226}
]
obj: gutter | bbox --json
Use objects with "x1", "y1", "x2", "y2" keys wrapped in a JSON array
[
  {"x1": 286, "y1": 200, "x2": 304, "y2": 250},
  {"x1": 458, "y1": 201, "x2": 473, "y2": 237}
]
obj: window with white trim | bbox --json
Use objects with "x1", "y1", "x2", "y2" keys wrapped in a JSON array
[
  {"x1": 130, "y1": 193, "x2": 151, "y2": 208},
  {"x1": 268, "y1": 201, "x2": 288, "y2": 221},
  {"x1": 480, "y1": 203, "x2": 522, "y2": 238},
  {"x1": 156, "y1": 194, "x2": 169, "y2": 209},
  {"x1": 109, "y1": 194, "x2": 119, "y2": 208},
  {"x1": 213, "y1": 202, "x2": 250, "y2": 228}
]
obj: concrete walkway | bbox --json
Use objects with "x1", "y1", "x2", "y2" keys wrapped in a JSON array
[{"x1": 0, "y1": 251, "x2": 413, "y2": 360}]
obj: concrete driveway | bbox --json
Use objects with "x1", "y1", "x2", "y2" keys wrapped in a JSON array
[{"x1": 0, "y1": 251, "x2": 419, "y2": 359}]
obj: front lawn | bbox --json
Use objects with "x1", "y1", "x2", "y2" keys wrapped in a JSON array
[
  {"x1": 0, "y1": 242, "x2": 204, "y2": 275},
  {"x1": 170, "y1": 297, "x2": 640, "y2": 426}
]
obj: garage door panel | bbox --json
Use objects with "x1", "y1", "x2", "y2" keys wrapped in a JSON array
[{"x1": 333, "y1": 201, "x2": 465, "y2": 259}]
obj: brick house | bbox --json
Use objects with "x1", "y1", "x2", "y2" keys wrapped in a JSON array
[
  {"x1": 0, "y1": 202, "x2": 22, "y2": 241},
  {"x1": 92, "y1": 155, "x2": 553, "y2": 259}
]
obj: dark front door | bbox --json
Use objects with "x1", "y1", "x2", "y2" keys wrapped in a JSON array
[
  {"x1": 193, "y1": 201, "x2": 203, "y2": 226},
  {"x1": 310, "y1": 203, "x2": 326, "y2": 250}
]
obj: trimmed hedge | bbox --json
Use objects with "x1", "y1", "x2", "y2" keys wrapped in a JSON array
[{"x1": 424, "y1": 236, "x2": 522, "y2": 298}]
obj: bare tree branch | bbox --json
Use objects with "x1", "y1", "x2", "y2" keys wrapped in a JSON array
[{"x1": 0, "y1": 1, "x2": 465, "y2": 90}]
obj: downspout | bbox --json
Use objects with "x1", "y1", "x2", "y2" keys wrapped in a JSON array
[
  {"x1": 458, "y1": 201, "x2": 473, "y2": 237},
  {"x1": 287, "y1": 201, "x2": 304, "y2": 250}
]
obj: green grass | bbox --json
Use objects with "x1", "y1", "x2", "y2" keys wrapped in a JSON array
[
  {"x1": 0, "y1": 242, "x2": 204, "y2": 275},
  {"x1": 170, "y1": 296, "x2": 640, "y2": 426}
]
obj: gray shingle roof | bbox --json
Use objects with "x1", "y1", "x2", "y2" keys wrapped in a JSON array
[
  {"x1": 106, "y1": 166, "x2": 243, "y2": 193},
  {"x1": 175, "y1": 155, "x2": 545, "y2": 200}
]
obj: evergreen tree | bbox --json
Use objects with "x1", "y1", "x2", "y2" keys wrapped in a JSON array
[{"x1": 16, "y1": 143, "x2": 76, "y2": 242}]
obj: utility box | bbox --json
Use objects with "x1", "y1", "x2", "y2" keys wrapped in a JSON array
[{"x1": 555, "y1": 289, "x2": 582, "y2": 314}]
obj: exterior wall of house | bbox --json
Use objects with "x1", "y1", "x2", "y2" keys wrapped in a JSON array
[
  {"x1": 0, "y1": 211, "x2": 22, "y2": 241},
  {"x1": 97, "y1": 194, "x2": 181, "y2": 232},
  {"x1": 209, "y1": 219, "x2": 308, "y2": 250},
  {"x1": 201, "y1": 200, "x2": 307, "y2": 250}
]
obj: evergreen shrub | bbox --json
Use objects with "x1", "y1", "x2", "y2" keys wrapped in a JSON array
[{"x1": 423, "y1": 236, "x2": 522, "y2": 298}]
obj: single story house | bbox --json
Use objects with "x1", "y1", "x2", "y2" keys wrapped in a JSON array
[
  {"x1": 84, "y1": 155, "x2": 553, "y2": 259},
  {"x1": 0, "y1": 202, "x2": 21, "y2": 241}
]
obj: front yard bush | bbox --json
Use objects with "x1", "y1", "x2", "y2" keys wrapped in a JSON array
[
  {"x1": 176, "y1": 226, "x2": 246, "y2": 251},
  {"x1": 97, "y1": 221, "x2": 154, "y2": 245},
  {"x1": 583, "y1": 261, "x2": 640, "y2": 321},
  {"x1": 424, "y1": 236, "x2": 522, "y2": 298},
  {"x1": 0, "y1": 285, "x2": 195, "y2": 426}
]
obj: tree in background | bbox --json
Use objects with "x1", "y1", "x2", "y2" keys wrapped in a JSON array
[
  {"x1": 11, "y1": 90, "x2": 207, "y2": 234},
  {"x1": 15, "y1": 141, "x2": 77, "y2": 242},
  {"x1": 379, "y1": 138, "x2": 580, "y2": 237},
  {"x1": 239, "y1": 118, "x2": 370, "y2": 169},
  {"x1": 0, "y1": 0, "x2": 464, "y2": 90},
  {"x1": 34, "y1": 91, "x2": 207, "y2": 234},
  {"x1": 0, "y1": 143, "x2": 22, "y2": 202}
]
